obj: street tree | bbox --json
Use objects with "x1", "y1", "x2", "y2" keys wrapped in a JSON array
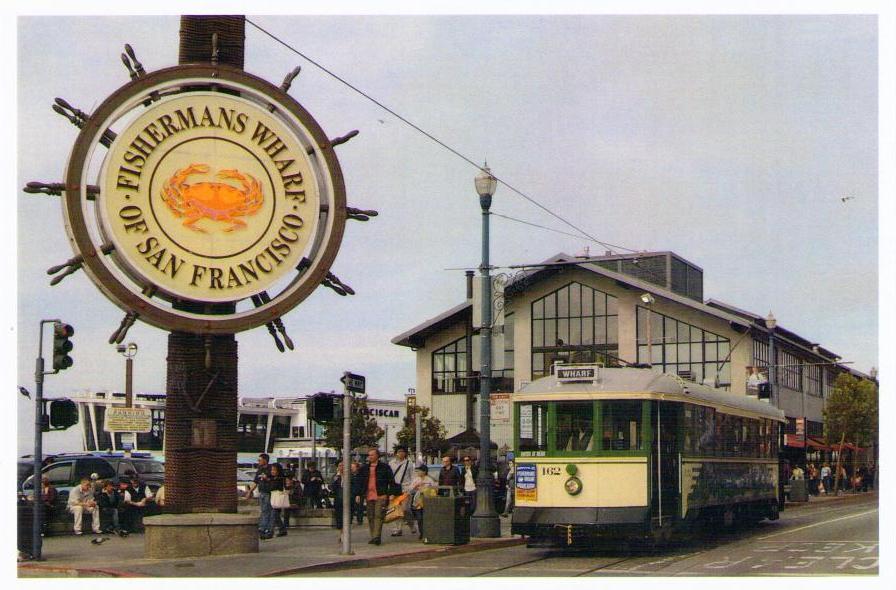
[
  {"x1": 396, "y1": 405, "x2": 448, "y2": 461},
  {"x1": 320, "y1": 397, "x2": 384, "y2": 455},
  {"x1": 823, "y1": 372, "x2": 878, "y2": 493}
]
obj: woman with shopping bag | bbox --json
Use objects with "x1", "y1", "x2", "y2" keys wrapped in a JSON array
[
  {"x1": 269, "y1": 463, "x2": 290, "y2": 537},
  {"x1": 408, "y1": 463, "x2": 438, "y2": 539}
]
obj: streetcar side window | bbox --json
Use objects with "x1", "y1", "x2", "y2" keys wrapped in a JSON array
[
  {"x1": 600, "y1": 401, "x2": 643, "y2": 451},
  {"x1": 518, "y1": 402, "x2": 548, "y2": 453},
  {"x1": 555, "y1": 402, "x2": 594, "y2": 452},
  {"x1": 683, "y1": 406, "x2": 694, "y2": 453}
]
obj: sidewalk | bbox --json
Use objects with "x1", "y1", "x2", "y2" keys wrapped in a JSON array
[
  {"x1": 784, "y1": 488, "x2": 877, "y2": 509},
  {"x1": 18, "y1": 517, "x2": 522, "y2": 578}
]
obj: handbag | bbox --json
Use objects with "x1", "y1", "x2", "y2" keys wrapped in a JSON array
[
  {"x1": 270, "y1": 490, "x2": 290, "y2": 509},
  {"x1": 384, "y1": 493, "x2": 408, "y2": 523}
]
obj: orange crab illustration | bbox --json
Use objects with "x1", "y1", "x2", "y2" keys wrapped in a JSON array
[{"x1": 160, "y1": 163, "x2": 264, "y2": 232}]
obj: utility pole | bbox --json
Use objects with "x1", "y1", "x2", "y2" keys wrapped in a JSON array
[
  {"x1": 341, "y1": 387, "x2": 353, "y2": 555},
  {"x1": 415, "y1": 406, "x2": 423, "y2": 463},
  {"x1": 32, "y1": 319, "x2": 63, "y2": 560}
]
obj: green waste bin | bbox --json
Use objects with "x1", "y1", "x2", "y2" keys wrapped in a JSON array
[
  {"x1": 422, "y1": 486, "x2": 470, "y2": 545},
  {"x1": 789, "y1": 478, "x2": 808, "y2": 502}
]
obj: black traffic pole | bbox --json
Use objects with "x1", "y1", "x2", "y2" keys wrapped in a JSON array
[{"x1": 32, "y1": 319, "x2": 59, "y2": 560}]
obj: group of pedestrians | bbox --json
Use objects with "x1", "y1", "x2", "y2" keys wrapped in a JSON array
[
  {"x1": 790, "y1": 461, "x2": 876, "y2": 495},
  {"x1": 65, "y1": 473, "x2": 155, "y2": 536},
  {"x1": 251, "y1": 448, "x2": 518, "y2": 546}
]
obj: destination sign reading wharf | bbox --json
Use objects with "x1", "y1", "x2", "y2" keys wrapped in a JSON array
[
  {"x1": 557, "y1": 367, "x2": 596, "y2": 381},
  {"x1": 100, "y1": 92, "x2": 320, "y2": 302}
]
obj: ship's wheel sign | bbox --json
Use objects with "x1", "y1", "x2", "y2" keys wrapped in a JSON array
[{"x1": 29, "y1": 60, "x2": 376, "y2": 343}]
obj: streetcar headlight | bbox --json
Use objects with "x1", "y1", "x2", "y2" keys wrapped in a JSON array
[{"x1": 564, "y1": 476, "x2": 583, "y2": 495}]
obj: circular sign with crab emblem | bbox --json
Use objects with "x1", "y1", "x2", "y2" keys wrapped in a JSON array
[
  {"x1": 99, "y1": 91, "x2": 318, "y2": 303},
  {"x1": 63, "y1": 65, "x2": 347, "y2": 334}
]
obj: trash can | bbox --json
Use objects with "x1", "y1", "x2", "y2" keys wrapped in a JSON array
[
  {"x1": 422, "y1": 486, "x2": 470, "y2": 545},
  {"x1": 789, "y1": 478, "x2": 808, "y2": 502},
  {"x1": 18, "y1": 501, "x2": 35, "y2": 558}
]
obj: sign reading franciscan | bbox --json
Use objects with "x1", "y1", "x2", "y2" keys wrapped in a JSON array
[{"x1": 101, "y1": 93, "x2": 319, "y2": 302}]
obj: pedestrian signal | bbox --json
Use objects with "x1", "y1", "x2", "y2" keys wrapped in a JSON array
[
  {"x1": 47, "y1": 399, "x2": 78, "y2": 430},
  {"x1": 310, "y1": 392, "x2": 339, "y2": 423}
]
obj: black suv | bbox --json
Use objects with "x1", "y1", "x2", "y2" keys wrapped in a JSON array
[{"x1": 20, "y1": 452, "x2": 165, "y2": 502}]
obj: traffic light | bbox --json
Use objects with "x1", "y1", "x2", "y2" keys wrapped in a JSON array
[
  {"x1": 52, "y1": 322, "x2": 74, "y2": 371},
  {"x1": 310, "y1": 393, "x2": 341, "y2": 423},
  {"x1": 47, "y1": 399, "x2": 78, "y2": 430}
]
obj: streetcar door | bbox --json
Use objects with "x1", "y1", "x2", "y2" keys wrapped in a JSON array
[{"x1": 650, "y1": 401, "x2": 680, "y2": 526}]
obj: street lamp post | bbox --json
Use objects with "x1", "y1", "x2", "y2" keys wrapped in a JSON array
[
  {"x1": 116, "y1": 342, "x2": 138, "y2": 408},
  {"x1": 471, "y1": 163, "x2": 500, "y2": 538},
  {"x1": 640, "y1": 293, "x2": 656, "y2": 366},
  {"x1": 765, "y1": 312, "x2": 776, "y2": 408}
]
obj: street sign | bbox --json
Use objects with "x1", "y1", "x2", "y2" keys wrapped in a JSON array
[
  {"x1": 340, "y1": 372, "x2": 366, "y2": 393},
  {"x1": 104, "y1": 407, "x2": 153, "y2": 433}
]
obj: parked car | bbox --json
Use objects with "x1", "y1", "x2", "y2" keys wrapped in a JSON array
[
  {"x1": 17, "y1": 460, "x2": 35, "y2": 490},
  {"x1": 20, "y1": 452, "x2": 165, "y2": 503},
  {"x1": 237, "y1": 467, "x2": 257, "y2": 499}
]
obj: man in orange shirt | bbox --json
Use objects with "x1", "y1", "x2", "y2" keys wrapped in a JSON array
[{"x1": 356, "y1": 448, "x2": 394, "y2": 545}]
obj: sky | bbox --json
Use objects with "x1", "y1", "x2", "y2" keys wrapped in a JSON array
[{"x1": 10, "y1": 7, "x2": 889, "y2": 457}]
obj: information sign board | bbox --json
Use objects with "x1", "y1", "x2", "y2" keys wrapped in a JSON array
[{"x1": 103, "y1": 407, "x2": 153, "y2": 433}]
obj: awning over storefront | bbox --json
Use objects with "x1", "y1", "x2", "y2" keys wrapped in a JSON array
[
  {"x1": 784, "y1": 435, "x2": 831, "y2": 450},
  {"x1": 830, "y1": 442, "x2": 863, "y2": 452}
]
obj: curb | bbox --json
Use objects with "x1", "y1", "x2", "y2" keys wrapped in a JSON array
[
  {"x1": 18, "y1": 563, "x2": 146, "y2": 578},
  {"x1": 260, "y1": 536, "x2": 527, "y2": 576},
  {"x1": 784, "y1": 491, "x2": 875, "y2": 511}
]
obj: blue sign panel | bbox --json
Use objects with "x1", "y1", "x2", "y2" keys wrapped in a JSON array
[{"x1": 516, "y1": 463, "x2": 537, "y2": 490}]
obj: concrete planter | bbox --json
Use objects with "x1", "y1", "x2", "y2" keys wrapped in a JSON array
[{"x1": 143, "y1": 513, "x2": 258, "y2": 558}]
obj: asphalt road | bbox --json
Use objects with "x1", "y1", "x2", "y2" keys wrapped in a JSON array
[{"x1": 298, "y1": 493, "x2": 878, "y2": 577}]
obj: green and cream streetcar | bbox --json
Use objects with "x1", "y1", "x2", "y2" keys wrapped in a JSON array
[{"x1": 511, "y1": 364, "x2": 786, "y2": 546}]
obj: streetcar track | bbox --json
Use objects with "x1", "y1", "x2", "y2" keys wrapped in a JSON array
[
  {"x1": 572, "y1": 557, "x2": 637, "y2": 576},
  {"x1": 470, "y1": 554, "x2": 553, "y2": 576}
]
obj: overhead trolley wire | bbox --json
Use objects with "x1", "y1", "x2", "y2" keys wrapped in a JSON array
[{"x1": 245, "y1": 18, "x2": 643, "y2": 255}]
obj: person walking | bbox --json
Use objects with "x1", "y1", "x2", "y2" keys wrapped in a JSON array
[
  {"x1": 301, "y1": 461, "x2": 324, "y2": 509},
  {"x1": 388, "y1": 446, "x2": 414, "y2": 537},
  {"x1": 501, "y1": 460, "x2": 515, "y2": 517},
  {"x1": 460, "y1": 456, "x2": 478, "y2": 507},
  {"x1": 408, "y1": 463, "x2": 437, "y2": 539},
  {"x1": 67, "y1": 478, "x2": 101, "y2": 535},
  {"x1": 807, "y1": 463, "x2": 819, "y2": 496},
  {"x1": 350, "y1": 460, "x2": 365, "y2": 525},
  {"x1": 269, "y1": 463, "x2": 289, "y2": 537},
  {"x1": 821, "y1": 463, "x2": 832, "y2": 494},
  {"x1": 357, "y1": 448, "x2": 394, "y2": 545},
  {"x1": 438, "y1": 455, "x2": 462, "y2": 491},
  {"x1": 247, "y1": 453, "x2": 274, "y2": 539},
  {"x1": 332, "y1": 461, "x2": 346, "y2": 543}
]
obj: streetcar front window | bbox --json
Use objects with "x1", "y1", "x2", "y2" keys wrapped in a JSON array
[
  {"x1": 518, "y1": 402, "x2": 548, "y2": 453},
  {"x1": 555, "y1": 402, "x2": 594, "y2": 452},
  {"x1": 600, "y1": 401, "x2": 643, "y2": 451}
]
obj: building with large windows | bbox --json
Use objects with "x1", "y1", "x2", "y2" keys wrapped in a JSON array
[{"x1": 392, "y1": 251, "x2": 871, "y2": 456}]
